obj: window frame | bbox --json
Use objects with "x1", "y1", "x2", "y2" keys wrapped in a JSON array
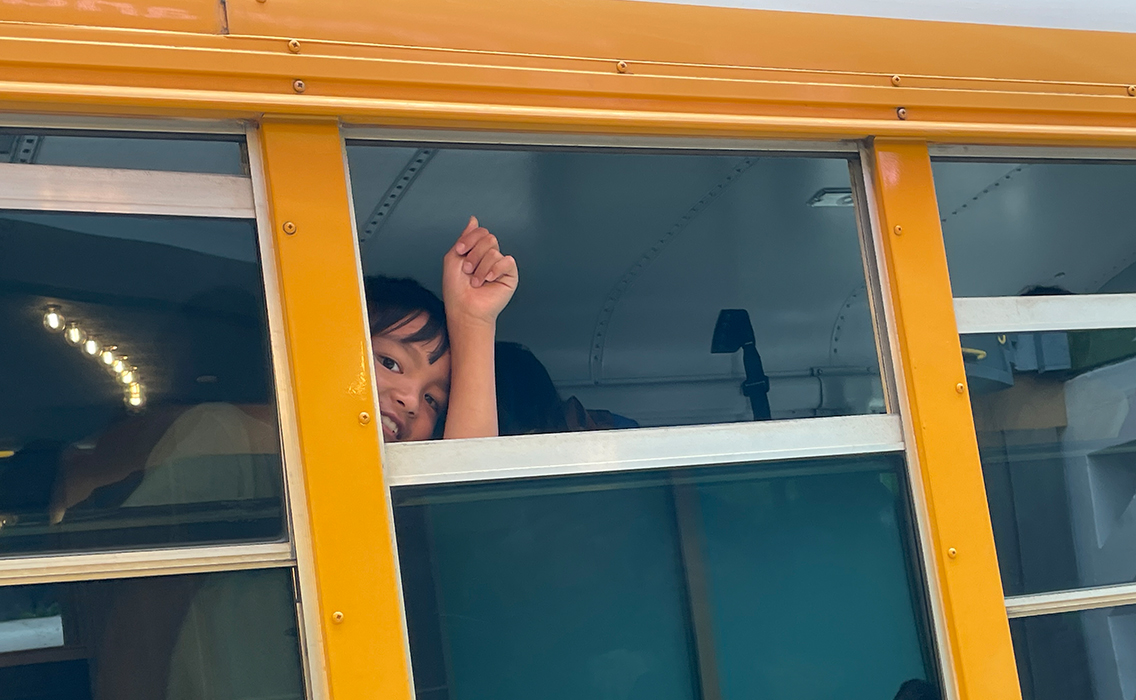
[
  {"x1": 933, "y1": 144, "x2": 1136, "y2": 679},
  {"x1": 344, "y1": 127, "x2": 956, "y2": 698},
  {"x1": 0, "y1": 118, "x2": 321, "y2": 700}
]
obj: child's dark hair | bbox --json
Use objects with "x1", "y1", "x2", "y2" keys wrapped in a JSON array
[{"x1": 363, "y1": 276, "x2": 449, "y2": 363}]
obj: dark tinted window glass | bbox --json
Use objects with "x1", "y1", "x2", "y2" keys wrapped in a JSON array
[
  {"x1": 1010, "y1": 604, "x2": 1136, "y2": 700},
  {"x1": 964, "y1": 329, "x2": 1136, "y2": 595},
  {"x1": 0, "y1": 212, "x2": 284, "y2": 554},
  {"x1": 347, "y1": 145, "x2": 883, "y2": 438},
  {"x1": 393, "y1": 455, "x2": 938, "y2": 700},
  {"x1": 0, "y1": 569, "x2": 304, "y2": 700},
  {"x1": 0, "y1": 132, "x2": 246, "y2": 175},
  {"x1": 933, "y1": 160, "x2": 1136, "y2": 297}
]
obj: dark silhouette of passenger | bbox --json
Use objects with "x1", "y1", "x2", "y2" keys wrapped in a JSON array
[
  {"x1": 495, "y1": 341, "x2": 637, "y2": 435},
  {"x1": 892, "y1": 678, "x2": 940, "y2": 700}
]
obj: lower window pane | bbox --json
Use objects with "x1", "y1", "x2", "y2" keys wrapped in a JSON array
[
  {"x1": 1010, "y1": 604, "x2": 1136, "y2": 700},
  {"x1": 393, "y1": 455, "x2": 938, "y2": 700},
  {"x1": 0, "y1": 568, "x2": 305, "y2": 700},
  {"x1": 964, "y1": 329, "x2": 1136, "y2": 595}
]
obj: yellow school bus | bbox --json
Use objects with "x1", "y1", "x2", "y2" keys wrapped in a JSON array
[{"x1": 2, "y1": 2, "x2": 1135, "y2": 700}]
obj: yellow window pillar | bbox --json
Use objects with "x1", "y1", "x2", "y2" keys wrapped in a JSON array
[
  {"x1": 258, "y1": 119, "x2": 413, "y2": 700},
  {"x1": 869, "y1": 139, "x2": 1019, "y2": 700}
]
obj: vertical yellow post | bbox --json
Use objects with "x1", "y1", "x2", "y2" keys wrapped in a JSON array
[
  {"x1": 870, "y1": 140, "x2": 1020, "y2": 700},
  {"x1": 259, "y1": 119, "x2": 412, "y2": 700}
]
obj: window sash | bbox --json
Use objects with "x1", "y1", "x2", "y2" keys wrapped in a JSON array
[
  {"x1": 0, "y1": 162, "x2": 254, "y2": 218},
  {"x1": 384, "y1": 413, "x2": 903, "y2": 487}
]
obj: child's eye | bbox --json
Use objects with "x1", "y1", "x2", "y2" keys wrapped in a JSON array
[
  {"x1": 378, "y1": 356, "x2": 401, "y2": 373},
  {"x1": 424, "y1": 394, "x2": 442, "y2": 412}
]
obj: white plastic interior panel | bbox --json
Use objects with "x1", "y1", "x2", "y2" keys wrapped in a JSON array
[
  {"x1": 348, "y1": 144, "x2": 884, "y2": 427},
  {"x1": 933, "y1": 160, "x2": 1136, "y2": 298},
  {"x1": 625, "y1": 0, "x2": 1136, "y2": 33},
  {"x1": 385, "y1": 413, "x2": 903, "y2": 485}
]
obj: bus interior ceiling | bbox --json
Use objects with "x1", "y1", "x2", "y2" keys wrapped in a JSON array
[
  {"x1": 932, "y1": 160, "x2": 1136, "y2": 297},
  {"x1": 348, "y1": 145, "x2": 884, "y2": 427}
]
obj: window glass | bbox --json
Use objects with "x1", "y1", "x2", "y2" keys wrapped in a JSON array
[
  {"x1": 964, "y1": 329, "x2": 1136, "y2": 595},
  {"x1": 347, "y1": 144, "x2": 884, "y2": 439},
  {"x1": 0, "y1": 131, "x2": 246, "y2": 175},
  {"x1": 0, "y1": 569, "x2": 304, "y2": 700},
  {"x1": 0, "y1": 211, "x2": 285, "y2": 554},
  {"x1": 933, "y1": 160, "x2": 1136, "y2": 297},
  {"x1": 1010, "y1": 604, "x2": 1136, "y2": 700},
  {"x1": 393, "y1": 455, "x2": 938, "y2": 700}
]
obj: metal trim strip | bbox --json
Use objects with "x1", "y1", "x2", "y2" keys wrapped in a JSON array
[
  {"x1": 384, "y1": 413, "x2": 903, "y2": 487},
  {"x1": 1006, "y1": 583, "x2": 1136, "y2": 618},
  {"x1": 955, "y1": 295, "x2": 1136, "y2": 334},
  {"x1": 0, "y1": 162, "x2": 254, "y2": 218},
  {"x1": 0, "y1": 542, "x2": 294, "y2": 587}
]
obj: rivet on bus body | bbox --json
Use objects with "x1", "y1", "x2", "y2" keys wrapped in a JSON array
[
  {"x1": 288, "y1": 39, "x2": 301, "y2": 53},
  {"x1": 890, "y1": 74, "x2": 902, "y2": 86},
  {"x1": 359, "y1": 411, "x2": 371, "y2": 425},
  {"x1": 282, "y1": 221, "x2": 297, "y2": 235},
  {"x1": 292, "y1": 79, "x2": 306, "y2": 93},
  {"x1": 1128, "y1": 85, "x2": 1136, "y2": 97},
  {"x1": 616, "y1": 61, "x2": 629, "y2": 74},
  {"x1": 892, "y1": 225, "x2": 902, "y2": 236},
  {"x1": 956, "y1": 382, "x2": 965, "y2": 394},
  {"x1": 947, "y1": 547, "x2": 958, "y2": 559},
  {"x1": 896, "y1": 107, "x2": 908, "y2": 120},
  {"x1": 332, "y1": 611, "x2": 345, "y2": 623}
]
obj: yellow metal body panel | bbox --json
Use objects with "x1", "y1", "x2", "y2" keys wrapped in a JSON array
[
  {"x1": 870, "y1": 140, "x2": 1019, "y2": 700},
  {"x1": 1, "y1": 2, "x2": 1136, "y2": 141},
  {"x1": 1, "y1": 0, "x2": 221, "y2": 32},
  {"x1": 0, "y1": 3, "x2": 1112, "y2": 699},
  {"x1": 259, "y1": 121, "x2": 412, "y2": 700}
]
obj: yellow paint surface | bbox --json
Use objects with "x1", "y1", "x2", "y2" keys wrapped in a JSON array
[
  {"x1": 259, "y1": 120, "x2": 412, "y2": 700},
  {"x1": 870, "y1": 139, "x2": 1020, "y2": 700}
]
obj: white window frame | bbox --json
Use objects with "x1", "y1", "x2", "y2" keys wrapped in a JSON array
[{"x1": 0, "y1": 118, "x2": 323, "y2": 700}]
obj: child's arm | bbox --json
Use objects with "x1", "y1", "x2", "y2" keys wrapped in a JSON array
[{"x1": 441, "y1": 216, "x2": 518, "y2": 439}]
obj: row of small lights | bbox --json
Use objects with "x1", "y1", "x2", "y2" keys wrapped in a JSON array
[{"x1": 42, "y1": 306, "x2": 146, "y2": 410}]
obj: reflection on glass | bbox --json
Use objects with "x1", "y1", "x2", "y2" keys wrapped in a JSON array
[
  {"x1": 0, "y1": 569, "x2": 305, "y2": 700},
  {"x1": 933, "y1": 160, "x2": 1136, "y2": 297},
  {"x1": 347, "y1": 145, "x2": 884, "y2": 436},
  {"x1": 0, "y1": 132, "x2": 246, "y2": 175},
  {"x1": 393, "y1": 455, "x2": 937, "y2": 700},
  {"x1": 0, "y1": 212, "x2": 284, "y2": 555},
  {"x1": 965, "y1": 329, "x2": 1136, "y2": 595},
  {"x1": 1010, "y1": 604, "x2": 1136, "y2": 700}
]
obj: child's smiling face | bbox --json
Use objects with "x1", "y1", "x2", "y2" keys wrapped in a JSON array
[{"x1": 372, "y1": 314, "x2": 451, "y2": 442}]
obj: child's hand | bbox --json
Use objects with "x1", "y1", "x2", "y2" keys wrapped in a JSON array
[{"x1": 442, "y1": 216, "x2": 518, "y2": 328}]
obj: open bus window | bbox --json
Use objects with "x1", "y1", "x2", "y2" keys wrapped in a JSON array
[
  {"x1": 0, "y1": 211, "x2": 285, "y2": 555},
  {"x1": 933, "y1": 159, "x2": 1136, "y2": 297},
  {"x1": 0, "y1": 569, "x2": 304, "y2": 700},
  {"x1": 346, "y1": 144, "x2": 885, "y2": 438}
]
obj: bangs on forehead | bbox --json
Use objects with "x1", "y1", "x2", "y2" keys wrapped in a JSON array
[
  {"x1": 379, "y1": 311, "x2": 449, "y2": 364},
  {"x1": 364, "y1": 276, "x2": 450, "y2": 364}
]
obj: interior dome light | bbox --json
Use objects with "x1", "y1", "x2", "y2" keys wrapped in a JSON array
[
  {"x1": 99, "y1": 346, "x2": 117, "y2": 366},
  {"x1": 42, "y1": 307, "x2": 65, "y2": 332},
  {"x1": 125, "y1": 382, "x2": 145, "y2": 409},
  {"x1": 118, "y1": 367, "x2": 136, "y2": 385},
  {"x1": 111, "y1": 357, "x2": 127, "y2": 374},
  {"x1": 64, "y1": 323, "x2": 85, "y2": 346},
  {"x1": 82, "y1": 337, "x2": 101, "y2": 357}
]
